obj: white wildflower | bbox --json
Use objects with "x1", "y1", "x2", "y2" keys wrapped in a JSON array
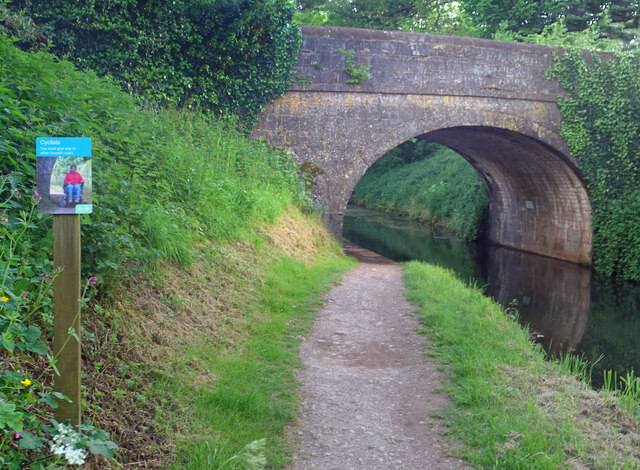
[{"x1": 49, "y1": 423, "x2": 87, "y2": 466}]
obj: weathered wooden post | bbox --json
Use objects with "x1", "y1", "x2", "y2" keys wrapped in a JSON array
[
  {"x1": 53, "y1": 215, "x2": 82, "y2": 425},
  {"x1": 37, "y1": 137, "x2": 92, "y2": 425}
]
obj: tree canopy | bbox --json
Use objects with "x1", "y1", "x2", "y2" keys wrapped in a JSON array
[{"x1": 295, "y1": 0, "x2": 639, "y2": 48}]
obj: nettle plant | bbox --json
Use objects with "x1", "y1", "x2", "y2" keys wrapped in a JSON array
[
  {"x1": 0, "y1": 174, "x2": 116, "y2": 468},
  {"x1": 338, "y1": 48, "x2": 372, "y2": 84}
]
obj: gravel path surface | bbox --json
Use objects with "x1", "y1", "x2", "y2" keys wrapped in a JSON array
[{"x1": 288, "y1": 246, "x2": 470, "y2": 469}]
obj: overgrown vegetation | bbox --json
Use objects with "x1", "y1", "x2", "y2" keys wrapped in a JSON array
[
  {"x1": 549, "y1": 50, "x2": 640, "y2": 281},
  {"x1": 0, "y1": 32, "x2": 343, "y2": 467},
  {"x1": 1, "y1": 34, "x2": 310, "y2": 279},
  {"x1": 296, "y1": 0, "x2": 639, "y2": 45},
  {"x1": 404, "y1": 261, "x2": 640, "y2": 468},
  {"x1": 350, "y1": 141, "x2": 488, "y2": 241},
  {"x1": 4, "y1": 0, "x2": 302, "y2": 129}
]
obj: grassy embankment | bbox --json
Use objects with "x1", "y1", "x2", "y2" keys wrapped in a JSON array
[
  {"x1": 0, "y1": 34, "x2": 355, "y2": 468},
  {"x1": 113, "y1": 209, "x2": 356, "y2": 469},
  {"x1": 403, "y1": 262, "x2": 640, "y2": 469},
  {"x1": 350, "y1": 141, "x2": 489, "y2": 241}
]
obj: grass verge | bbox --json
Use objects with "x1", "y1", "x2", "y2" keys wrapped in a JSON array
[
  {"x1": 82, "y1": 207, "x2": 356, "y2": 468},
  {"x1": 403, "y1": 261, "x2": 640, "y2": 469}
]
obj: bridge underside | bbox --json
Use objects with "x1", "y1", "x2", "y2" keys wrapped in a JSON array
[{"x1": 424, "y1": 127, "x2": 591, "y2": 264}]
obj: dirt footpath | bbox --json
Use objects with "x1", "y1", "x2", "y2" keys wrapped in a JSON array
[{"x1": 288, "y1": 245, "x2": 469, "y2": 469}]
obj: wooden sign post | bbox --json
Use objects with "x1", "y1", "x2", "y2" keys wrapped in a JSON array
[
  {"x1": 53, "y1": 215, "x2": 82, "y2": 425},
  {"x1": 36, "y1": 137, "x2": 92, "y2": 425}
]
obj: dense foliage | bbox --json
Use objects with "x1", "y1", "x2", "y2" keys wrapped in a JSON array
[
  {"x1": 7, "y1": 0, "x2": 302, "y2": 129},
  {"x1": 0, "y1": 34, "x2": 311, "y2": 466},
  {"x1": 295, "y1": 0, "x2": 476, "y2": 35},
  {"x1": 1, "y1": 33, "x2": 309, "y2": 274},
  {"x1": 550, "y1": 50, "x2": 640, "y2": 281},
  {"x1": 457, "y1": 0, "x2": 637, "y2": 39},
  {"x1": 350, "y1": 141, "x2": 488, "y2": 241},
  {"x1": 296, "y1": 0, "x2": 417, "y2": 30},
  {"x1": 458, "y1": 0, "x2": 569, "y2": 36},
  {"x1": 296, "y1": 0, "x2": 639, "y2": 41}
]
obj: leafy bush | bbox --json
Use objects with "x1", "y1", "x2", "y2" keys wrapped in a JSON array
[
  {"x1": 350, "y1": 141, "x2": 488, "y2": 240},
  {"x1": 0, "y1": 177, "x2": 117, "y2": 468},
  {"x1": 550, "y1": 50, "x2": 640, "y2": 280},
  {"x1": 8, "y1": 0, "x2": 302, "y2": 129}
]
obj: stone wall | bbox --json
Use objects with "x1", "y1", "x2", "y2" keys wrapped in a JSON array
[{"x1": 252, "y1": 25, "x2": 592, "y2": 265}]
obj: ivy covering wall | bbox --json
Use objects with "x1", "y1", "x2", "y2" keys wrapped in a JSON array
[
  {"x1": 9, "y1": 0, "x2": 302, "y2": 130},
  {"x1": 550, "y1": 50, "x2": 640, "y2": 281}
]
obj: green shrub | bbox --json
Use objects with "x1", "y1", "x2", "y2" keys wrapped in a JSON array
[
  {"x1": 0, "y1": 33, "x2": 309, "y2": 286},
  {"x1": 0, "y1": 177, "x2": 118, "y2": 468},
  {"x1": 8, "y1": 0, "x2": 302, "y2": 129}
]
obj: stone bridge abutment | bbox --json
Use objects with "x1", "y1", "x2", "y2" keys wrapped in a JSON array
[{"x1": 252, "y1": 25, "x2": 592, "y2": 265}]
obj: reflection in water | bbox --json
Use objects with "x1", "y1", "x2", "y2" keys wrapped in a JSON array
[
  {"x1": 343, "y1": 206, "x2": 640, "y2": 387},
  {"x1": 481, "y1": 246, "x2": 590, "y2": 357},
  {"x1": 343, "y1": 207, "x2": 484, "y2": 284}
]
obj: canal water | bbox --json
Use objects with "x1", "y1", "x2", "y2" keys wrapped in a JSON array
[{"x1": 343, "y1": 205, "x2": 640, "y2": 388}]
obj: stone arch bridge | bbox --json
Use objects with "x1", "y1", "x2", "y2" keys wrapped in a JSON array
[{"x1": 251, "y1": 25, "x2": 591, "y2": 265}]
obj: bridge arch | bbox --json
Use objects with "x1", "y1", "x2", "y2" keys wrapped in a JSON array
[
  {"x1": 252, "y1": 25, "x2": 592, "y2": 264},
  {"x1": 358, "y1": 118, "x2": 591, "y2": 265}
]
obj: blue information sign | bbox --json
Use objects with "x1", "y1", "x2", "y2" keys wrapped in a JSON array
[
  {"x1": 36, "y1": 137, "x2": 93, "y2": 215},
  {"x1": 36, "y1": 137, "x2": 91, "y2": 157}
]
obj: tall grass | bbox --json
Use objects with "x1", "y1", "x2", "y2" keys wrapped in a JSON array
[
  {"x1": 403, "y1": 261, "x2": 640, "y2": 468},
  {"x1": 0, "y1": 34, "x2": 309, "y2": 287}
]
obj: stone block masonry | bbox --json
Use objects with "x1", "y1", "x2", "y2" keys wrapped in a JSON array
[{"x1": 252, "y1": 25, "x2": 592, "y2": 265}]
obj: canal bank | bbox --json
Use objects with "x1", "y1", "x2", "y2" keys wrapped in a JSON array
[
  {"x1": 402, "y1": 261, "x2": 640, "y2": 468},
  {"x1": 344, "y1": 205, "x2": 640, "y2": 388}
]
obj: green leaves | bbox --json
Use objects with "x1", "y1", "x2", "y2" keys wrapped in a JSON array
[
  {"x1": 459, "y1": 0, "x2": 569, "y2": 36},
  {"x1": 0, "y1": 401, "x2": 23, "y2": 432},
  {"x1": 338, "y1": 49, "x2": 371, "y2": 84},
  {"x1": 551, "y1": 50, "x2": 640, "y2": 280},
  {"x1": 17, "y1": 431, "x2": 43, "y2": 450},
  {"x1": 10, "y1": 0, "x2": 302, "y2": 129}
]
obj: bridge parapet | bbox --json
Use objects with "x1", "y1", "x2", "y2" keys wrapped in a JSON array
[{"x1": 291, "y1": 25, "x2": 564, "y2": 103}]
